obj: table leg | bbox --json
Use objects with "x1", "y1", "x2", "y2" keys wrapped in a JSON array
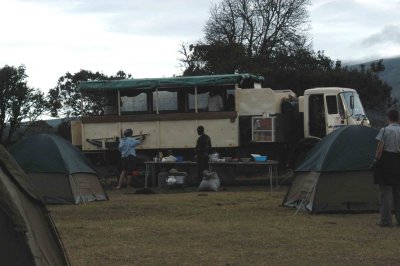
[
  {"x1": 145, "y1": 163, "x2": 149, "y2": 188},
  {"x1": 151, "y1": 164, "x2": 157, "y2": 187},
  {"x1": 268, "y1": 165, "x2": 273, "y2": 193}
]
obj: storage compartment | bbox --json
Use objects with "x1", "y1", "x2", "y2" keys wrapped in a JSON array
[{"x1": 251, "y1": 117, "x2": 275, "y2": 142}]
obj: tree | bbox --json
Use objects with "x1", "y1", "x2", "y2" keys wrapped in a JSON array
[
  {"x1": 180, "y1": 0, "x2": 311, "y2": 75},
  {"x1": 206, "y1": 0, "x2": 310, "y2": 56},
  {"x1": 179, "y1": 41, "x2": 248, "y2": 75},
  {"x1": 7, "y1": 88, "x2": 47, "y2": 141},
  {"x1": 0, "y1": 65, "x2": 47, "y2": 144},
  {"x1": 265, "y1": 51, "x2": 393, "y2": 110},
  {"x1": 47, "y1": 70, "x2": 131, "y2": 117},
  {"x1": 334, "y1": 63, "x2": 392, "y2": 111},
  {"x1": 178, "y1": 0, "x2": 392, "y2": 118}
]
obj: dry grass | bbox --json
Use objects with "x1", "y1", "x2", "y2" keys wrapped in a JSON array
[{"x1": 50, "y1": 186, "x2": 400, "y2": 266}]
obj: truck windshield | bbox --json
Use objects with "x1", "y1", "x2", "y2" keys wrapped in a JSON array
[{"x1": 341, "y1": 91, "x2": 366, "y2": 118}]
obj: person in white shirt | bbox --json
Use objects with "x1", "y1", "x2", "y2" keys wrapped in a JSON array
[
  {"x1": 374, "y1": 109, "x2": 400, "y2": 227},
  {"x1": 208, "y1": 91, "x2": 224, "y2": 111}
]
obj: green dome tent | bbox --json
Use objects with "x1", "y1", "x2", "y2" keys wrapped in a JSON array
[
  {"x1": 10, "y1": 134, "x2": 107, "y2": 204},
  {"x1": 283, "y1": 126, "x2": 380, "y2": 213},
  {"x1": 0, "y1": 144, "x2": 69, "y2": 265}
]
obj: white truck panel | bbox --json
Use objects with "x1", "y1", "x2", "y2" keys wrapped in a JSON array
[
  {"x1": 236, "y1": 88, "x2": 295, "y2": 116},
  {"x1": 236, "y1": 88, "x2": 277, "y2": 115},
  {"x1": 81, "y1": 118, "x2": 238, "y2": 150},
  {"x1": 82, "y1": 122, "x2": 121, "y2": 151},
  {"x1": 71, "y1": 120, "x2": 82, "y2": 146},
  {"x1": 158, "y1": 120, "x2": 198, "y2": 149},
  {"x1": 298, "y1": 96, "x2": 304, "y2": 113},
  {"x1": 197, "y1": 119, "x2": 238, "y2": 148}
]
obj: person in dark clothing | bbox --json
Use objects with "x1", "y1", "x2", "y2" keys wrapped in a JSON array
[
  {"x1": 374, "y1": 109, "x2": 400, "y2": 227},
  {"x1": 195, "y1": 126, "x2": 212, "y2": 181}
]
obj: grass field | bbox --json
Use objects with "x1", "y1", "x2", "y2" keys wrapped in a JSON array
[{"x1": 50, "y1": 186, "x2": 400, "y2": 266}]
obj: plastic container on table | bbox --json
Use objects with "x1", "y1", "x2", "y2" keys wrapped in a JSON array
[{"x1": 254, "y1": 156, "x2": 268, "y2": 162}]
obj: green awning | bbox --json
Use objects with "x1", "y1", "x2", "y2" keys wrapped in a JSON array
[{"x1": 78, "y1": 73, "x2": 264, "y2": 92}]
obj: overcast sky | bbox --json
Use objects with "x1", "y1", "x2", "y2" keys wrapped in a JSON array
[{"x1": 0, "y1": 0, "x2": 399, "y2": 91}]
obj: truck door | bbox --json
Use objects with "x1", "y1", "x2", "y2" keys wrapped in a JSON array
[
  {"x1": 308, "y1": 94, "x2": 326, "y2": 138},
  {"x1": 325, "y1": 94, "x2": 346, "y2": 135}
]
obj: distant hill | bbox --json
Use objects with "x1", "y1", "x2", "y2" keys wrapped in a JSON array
[{"x1": 350, "y1": 56, "x2": 400, "y2": 100}]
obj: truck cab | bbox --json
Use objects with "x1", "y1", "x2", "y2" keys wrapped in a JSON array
[{"x1": 301, "y1": 87, "x2": 370, "y2": 139}]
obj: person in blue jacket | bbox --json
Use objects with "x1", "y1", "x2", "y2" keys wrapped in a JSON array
[{"x1": 115, "y1": 128, "x2": 145, "y2": 189}]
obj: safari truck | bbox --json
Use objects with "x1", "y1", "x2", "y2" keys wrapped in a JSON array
[{"x1": 71, "y1": 73, "x2": 369, "y2": 167}]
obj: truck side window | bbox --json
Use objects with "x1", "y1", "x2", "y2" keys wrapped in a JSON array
[
  {"x1": 326, "y1": 95, "x2": 338, "y2": 114},
  {"x1": 120, "y1": 92, "x2": 148, "y2": 113},
  {"x1": 153, "y1": 91, "x2": 178, "y2": 112},
  {"x1": 188, "y1": 92, "x2": 208, "y2": 111}
]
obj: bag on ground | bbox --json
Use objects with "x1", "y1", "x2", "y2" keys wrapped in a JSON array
[{"x1": 198, "y1": 170, "x2": 220, "y2": 192}]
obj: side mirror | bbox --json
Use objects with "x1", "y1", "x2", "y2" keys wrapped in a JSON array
[{"x1": 350, "y1": 95, "x2": 354, "y2": 109}]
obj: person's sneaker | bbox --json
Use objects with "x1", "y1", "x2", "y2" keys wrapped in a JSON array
[{"x1": 376, "y1": 222, "x2": 392, "y2": 227}]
